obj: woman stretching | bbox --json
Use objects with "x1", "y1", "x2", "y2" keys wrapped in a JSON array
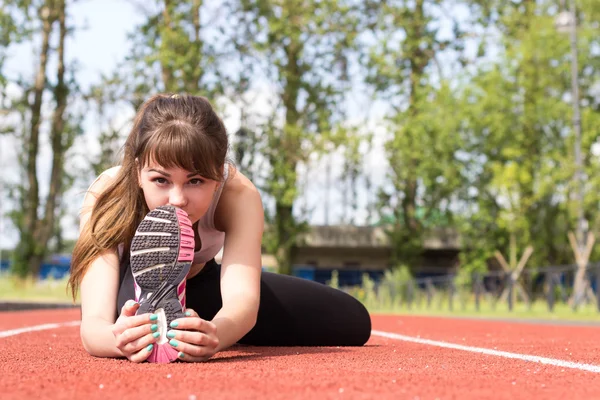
[{"x1": 68, "y1": 93, "x2": 371, "y2": 363}]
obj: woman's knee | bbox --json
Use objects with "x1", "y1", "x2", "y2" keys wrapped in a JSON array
[{"x1": 343, "y1": 293, "x2": 372, "y2": 346}]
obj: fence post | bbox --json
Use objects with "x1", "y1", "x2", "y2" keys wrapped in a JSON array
[
  {"x1": 525, "y1": 272, "x2": 533, "y2": 311},
  {"x1": 474, "y1": 272, "x2": 481, "y2": 312},
  {"x1": 449, "y1": 277, "x2": 455, "y2": 312},
  {"x1": 460, "y1": 278, "x2": 467, "y2": 311},
  {"x1": 407, "y1": 279, "x2": 414, "y2": 310},
  {"x1": 506, "y1": 272, "x2": 514, "y2": 312},
  {"x1": 489, "y1": 276, "x2": 497, "y2": 310},
  {"x1": 426, "y1": 278, "x2": 433, "y2": 309},
  {"x1": 547, "y1": 270, "x2": 555, "y2": 312},
  {"x1": 397, "y1": 282, "x2": 404, "y2": 309}
]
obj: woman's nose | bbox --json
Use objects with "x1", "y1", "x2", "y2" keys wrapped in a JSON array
[{"x1": 168, "y1": 187, "x2": 187, "y2": 207}]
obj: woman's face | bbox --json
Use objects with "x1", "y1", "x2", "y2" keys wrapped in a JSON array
[{"x1": 138, "y1": 161, "x2": 219, "y2": 224}]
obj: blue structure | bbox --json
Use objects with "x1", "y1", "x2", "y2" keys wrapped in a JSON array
[
  {"x1": 292, "y1": 265, "x2": 384, "y2": 286},
  {"x1": 0, "y1": 260, "x2": 9, "y2": 274},
  {"x1": 0, "y1": 255, "x2": 71, "y2": 280}
]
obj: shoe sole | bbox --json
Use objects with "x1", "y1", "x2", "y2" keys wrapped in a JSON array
[{"x1": 130, "y1": 205, "x2": 194, "y2": 363}]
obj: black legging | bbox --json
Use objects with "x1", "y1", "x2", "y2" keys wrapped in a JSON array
[{"x1": 117, "y1": 259, "x2": 372, "y2": 346}]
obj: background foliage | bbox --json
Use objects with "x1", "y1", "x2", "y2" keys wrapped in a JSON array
[{"x1": 0, "y1": 0, "x2": 598, "y2": 278}]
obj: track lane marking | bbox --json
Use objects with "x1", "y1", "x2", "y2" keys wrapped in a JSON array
[
  {"x1": 2, "y1": 323, "x2": 600, "y2": 374},
  {"x1": 0, "y1": 321, "x2": 81, "y2": 338},
  {"x1": 372, "y1": 330, "x2": 600, "y2": 374}
]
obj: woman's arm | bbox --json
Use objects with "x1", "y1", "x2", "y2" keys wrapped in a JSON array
[
  {"x1": 78, "y1": 174, "x2": 123, "y2": 356},
  {"x1": 78, "y1": 174, "x2": 156, "y2": 360},
  {"x1": 212, "y1": 169, "x2": 264, "y2": 351},
  {"x1": 80, "y1": 253, "x2": 157, "y2": 361},
  {"x1": 79, "y1": 249, "x2": 124, "y2": 357}
]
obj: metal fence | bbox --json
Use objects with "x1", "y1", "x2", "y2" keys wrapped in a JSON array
[{"x1": 344, "y1": 263, "x2": 600, "y2": 313}]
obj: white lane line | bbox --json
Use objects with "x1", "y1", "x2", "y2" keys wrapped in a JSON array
[
  {"x1": 2, "y1": 322, "x2": 598, "y2": 375},
  {"x1": 0, "y1": 321, "x2": 81, "y2": 338},
  {"x1": 372, "y1": 330, "x2": 600, "y2": 373}
]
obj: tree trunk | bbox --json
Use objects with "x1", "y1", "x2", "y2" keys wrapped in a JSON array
[
  {"x1": 187, "y1": 0, "x2": 203, "y2": 94},
  {"x1": 12, "y1": 1, "x2": 55, "y2": 278},
  {"x1": 161, "y1": 0, "x2": 175, "y2": 91},
  {"x1": 275, "y1": 203, "x2": 294, "y2": 275},
  {"x1": 274, "y1": 27, "x2": 302, "y2": 275},
  {"x1": 30, "y1": 0, "x2": 68, "y2": 277}
]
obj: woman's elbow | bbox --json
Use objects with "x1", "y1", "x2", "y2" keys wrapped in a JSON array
[
  {"x1": 80, "y1": 325, "x2": 95, "y2": 355},
  {"x1": 79, "y1": 322, "x2": 111, "y2": 357},
  {"x1": 242, "y1": 295, "x2": 260, "y2": 332},
  {"x1": 245, "y1": 297, "x2": 259, "y2": 331}
]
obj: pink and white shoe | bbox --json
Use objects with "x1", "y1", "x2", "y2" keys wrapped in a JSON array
[{"x1": 130, "y1": 205, "x2": 194, "y2": 363}]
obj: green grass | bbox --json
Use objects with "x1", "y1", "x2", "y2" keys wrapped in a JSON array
[
  {"x1": 337, "y1": 270, "x2": 600, "y2": 323},
  {"x1": 356, "y1": 289, "x2": 600, "y2": 322},
  {"x1": 0, "y1": 274, "x2": 76, "y2": 303},
  {"x1": 1, "y1": 272, "x2": 599, "y2": 324},
  {"x1": 367, "y1": 300, "x2": 600, "y2": 322}
]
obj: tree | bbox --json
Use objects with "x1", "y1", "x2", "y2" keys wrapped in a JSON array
[
  {"x1": 235, "y1": 0, "x2": 362, "y2": 274},
  {"x1": 88, "y1": 0, "x2": 237, "y2": 176},
  {"x1": 86, "y1": 74, "x2": 133, "y2": 177},
  {"x1": 122, "y1": 0, "x2": 225, "y2": 100},
  {"x1": 0, "y1": 1, "x2": 19, "y2": 91},
  {"x1": 9, "y1": 0, "x2": 80, "y2": 278},
  {"x1": 363, "y1": 0, "x2": 479, "y2": 268},
  {"x1": 457, "y1": 0, "x2": 600, "y2": 274}
]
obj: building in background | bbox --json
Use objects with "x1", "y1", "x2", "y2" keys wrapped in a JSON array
[
  {"x1": 3, "y1": 226, "x2": 461, "y2": 285},
  {"x1": 290, "y1": 226, "x2": 461, "y2": 285}
]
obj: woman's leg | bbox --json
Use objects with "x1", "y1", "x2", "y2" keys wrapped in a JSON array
[{"x1": 184, "y1": 260, "x2": 372, "y2": 347}]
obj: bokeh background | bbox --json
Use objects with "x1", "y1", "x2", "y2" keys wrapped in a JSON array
[{"x1": 0, "y1": 0, "x2": 599, "y2": 315}]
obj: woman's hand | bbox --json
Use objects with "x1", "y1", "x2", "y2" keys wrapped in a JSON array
[
  {"x1": 111, "y1": 300, "x2": 158, "y2": 363},
  {"x1": 166, "y1": 308, "x2": 219, "y2": 362}
]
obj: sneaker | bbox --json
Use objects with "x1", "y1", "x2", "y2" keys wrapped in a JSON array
[{"x1": 130, "y1": 205, "x2": 195, "y2": 363}]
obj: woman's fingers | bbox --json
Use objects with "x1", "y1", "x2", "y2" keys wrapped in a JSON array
[
  {"x1": 119, "y1": 299, "x2": 140, "y2": 318},
  {"x1": 128, "y1": 340, "x2": 156, "y2": 363},
  {"x1": 121, "y1": 332, "x2": 158, "y2": 356},
  {"x1": 166, "y1": 313, "x2": 219, "y2": 363},
  {"x1": 112, "y1": 313, "x2": 157, "y2": 336},
  {"x1": 166, "y1": 337, "x2": 215, "y2": 360},
  {"x1": 167, "y1": 329, "x2": 219, "y2": 349},
  {"x1": 170, "y1": 316, "x2": 217, "y2": 335},
  {"x1": 111, "y1": 311, "x2": 159, "y2": 361},
  {"x1": 184, "y1": 308, "x2": 199, "y2": 318},
  {"x1": 165, "y1": 326, "x2": 219, "y2": 362},
  {"x1": 114, "y1": 322, "x2": 158, "y2": 348}
]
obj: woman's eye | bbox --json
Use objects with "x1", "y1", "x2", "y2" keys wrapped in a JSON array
[
  {"x1": 189, "y1": 178, "x2": 204, "y2": 185},
  {"x1": 152, "y1": 178, "x2": 169, "y2": 185}
]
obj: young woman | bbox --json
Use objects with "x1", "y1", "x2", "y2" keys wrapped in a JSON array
[{"x1": 69, "y1": 93, "x2": 371, "y2": 364}]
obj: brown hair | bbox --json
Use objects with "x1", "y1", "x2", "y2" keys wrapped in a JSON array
[{"x1": 68, "y1": 94, "x2": 230, "y2": 300}]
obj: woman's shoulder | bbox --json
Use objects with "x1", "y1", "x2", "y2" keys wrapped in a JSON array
[
  {"x1": 100, "y1": 166, "x2": 122, "y2": 179},
  {"x1": 214, "y1": 167, "x2": 263, "y2": 232},
  {"x1": 222, "y1": 166, "x2": 259, "y2": 198},
  {"x1": 86, "y1": 166, "x2": 122, "y2": 196},
  {"x1": 80, "y1": 166, "x2": 122, "y2": 231}
]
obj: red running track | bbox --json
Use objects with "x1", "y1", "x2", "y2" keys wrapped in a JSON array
[{"x1": 1, "y1": 309, "x2": 599, "y2": 399}]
